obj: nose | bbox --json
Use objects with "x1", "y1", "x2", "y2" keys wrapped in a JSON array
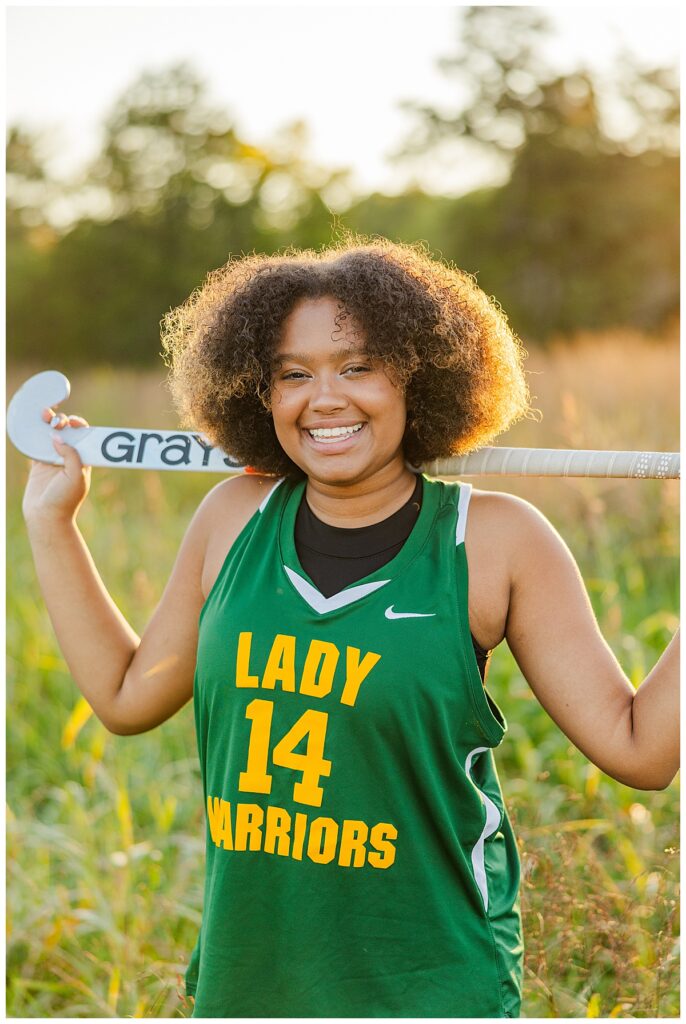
[{"x1": 308, "y1": 374, "x2": 349, "y2": 414}]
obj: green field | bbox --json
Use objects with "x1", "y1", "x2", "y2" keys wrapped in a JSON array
[{"x1": 7, "y1": 334, "x2": 680, "y2": 1017}]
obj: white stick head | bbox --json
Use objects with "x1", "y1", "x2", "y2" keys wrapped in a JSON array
[{"x1": 7, "y1": 370, "x2": 72, "y2": 464}]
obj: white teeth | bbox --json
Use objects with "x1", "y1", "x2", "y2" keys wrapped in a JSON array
[{"x1": 308, "y1": 423, "x2": 363, "y2": 440}]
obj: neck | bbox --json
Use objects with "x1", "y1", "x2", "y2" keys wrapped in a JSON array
[{"x1": 304, "y1": 460, "x2": 418, "y2": 528}]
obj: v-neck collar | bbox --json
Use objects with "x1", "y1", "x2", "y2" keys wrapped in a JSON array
[{"x1": 278, "y1": 474, "x2": 438, "y2": 615}]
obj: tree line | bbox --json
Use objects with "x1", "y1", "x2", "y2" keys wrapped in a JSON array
[{"x1": 7, "y1": 8, "x2": 678, "y2": 366}]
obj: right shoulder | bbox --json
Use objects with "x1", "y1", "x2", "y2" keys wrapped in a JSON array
[
  {"x1": 196, "y1": 474, "x2": 285, "y2": 598},
  {"x1": 200, "y1": 472, "x2": 283, "y2": 525}
]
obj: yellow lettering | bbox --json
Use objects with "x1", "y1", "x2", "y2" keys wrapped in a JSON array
[
  {"x1": 233, "y1": 803, "x2": 264, "y2": 851},
  {"x1": 307, "y1": 817, "x2": 338, "y2": 864},
  {"x1": 206, "y1": 802, "x2": 397, "y2": 872},
  {"x1": 340, "y1": 647, "x2": 381, "y2": 707},
  {"x1": 206, "y1": 796, "x2": 233, "y2": 850},
  {"x1": 368, "y1": 822, "x2": 397, "y2": 869},
  {"x1": 264, "y1": 805, "x2": 292, "y2": 857},
  {"x1": 236, "y1": 632, "x2": 259, "y2": 688},
  {"x1": 262, "y1": 634, "x2": 296, "y2": 691},
  {"x1": 272, "y1": 709, "x2": 331, "y2": 807},
  {"x1": 300, "y1": 640, "x2": 339, "y2": 699},
  {"x1": 338, "y1": 819, "x2": 369, "y2": 867},
  {"x1": 291, "y1": 811, "x2": 308, "y2": 861},
  {"x1": 239, "y1": 698, "x2": 273, "y2": 795}
]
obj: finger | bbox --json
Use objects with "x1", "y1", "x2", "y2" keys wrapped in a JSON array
[
  {"x1": 41, "y1": 407, "x2": 55, "y2": 423},
  {"x1": 50, "y1": 412, "x2": 69, "y2": 429},
  {"x1": 67, "y1": 415, "x2": 89, "y2": 428},
  {"x1": 51, "y1": 433, "x2": 85, "y2": 471}
]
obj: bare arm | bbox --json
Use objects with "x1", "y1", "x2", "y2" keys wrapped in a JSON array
[
  {"x1": 627, "y1": 627, "x2": 679, "y2": 786},
  {"x1": 26, "y1": 514, "x2": 143, "y2": 731},
  {"x1": 23, "y1": 412, "x2": 267, "y2": 735},
  {"x1": 25, "y1": 509, "x2": 209, "y2": 735},
  {"x1": 499, "y1": 495, "x2": 679, "y2": 791}
]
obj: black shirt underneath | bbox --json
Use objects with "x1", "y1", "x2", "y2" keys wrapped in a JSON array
[{"x1": 294, "y1": 475, "x2": 491, "y2": 681}]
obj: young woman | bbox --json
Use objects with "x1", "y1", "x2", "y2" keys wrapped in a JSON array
[{"x1": 22, "y1": 238, "x2": 679, "y2": 1018}]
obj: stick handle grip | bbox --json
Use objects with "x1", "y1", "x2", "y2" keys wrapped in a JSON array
[{"x1": 423, "y1": 448, "x2": 680, "y2": 479}]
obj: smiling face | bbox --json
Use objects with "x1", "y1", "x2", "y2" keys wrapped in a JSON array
[{"x1": 270, "y1": 296, "x2": 408, "y2": 487}]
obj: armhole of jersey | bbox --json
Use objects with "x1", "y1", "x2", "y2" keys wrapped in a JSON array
[
  {"x1": 454, "y1": 481, "x2": 506, "y2": 746},
  {"x1": 259, "y1": 476, "x2": 285, "y2": 513},
  {"x1": 199, "y1": 476, "x2": 286, "y2": 625},
  {"x1": 455, "y1": 481, "x2": 472, "y2": 546}
]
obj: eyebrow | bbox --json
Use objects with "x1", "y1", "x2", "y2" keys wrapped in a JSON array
[{"x1": 272, "y1": 346, "x2": 369, "y2": 368}]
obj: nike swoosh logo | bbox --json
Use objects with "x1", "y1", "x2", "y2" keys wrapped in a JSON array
[{"x1": 385, "y1": 605, "x2": 436, "y2": 620}]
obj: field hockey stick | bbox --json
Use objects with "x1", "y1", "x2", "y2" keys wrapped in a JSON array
[{"x1": 7, "y1": 370, "x2": 680, "y2": 479}]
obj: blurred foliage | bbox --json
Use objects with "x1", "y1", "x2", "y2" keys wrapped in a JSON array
[
  {"x1": 7, "y1": 64, "x2": 348, "y2": 368},
  {"x1": 6, "y1": 8, "x2": 679, "y2": 366},
  {"x1": 396, "y1": 7, "x2": 679, "y2": 160},
  {"x1": 392, "y1": 6, "x2": 680, "y2": 337}
]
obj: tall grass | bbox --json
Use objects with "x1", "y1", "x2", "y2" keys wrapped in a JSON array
[{"x1": 6, "y1": 329, "x2": 679, "y2": 1017}]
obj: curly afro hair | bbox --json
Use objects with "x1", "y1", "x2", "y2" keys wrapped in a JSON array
[{"x1": 161, "y1": 234, "x2": 532, "y2": 476}]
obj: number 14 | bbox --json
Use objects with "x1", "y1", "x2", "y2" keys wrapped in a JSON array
[{"x1": 238, "y1": 698, "x2": 332, "y2": 808}]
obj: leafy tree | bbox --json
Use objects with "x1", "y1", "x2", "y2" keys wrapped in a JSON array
[
  {"x1": 7, "y1": 127, "x2": 59, "y2": 237},
  {"x1": 396, "y1": 6, "x2": 678, "y2": 164},
  {"x1": 85, "y1": 63, "x2": 351, "y2": 233},
  {"x1": 443, "y1": 141, "x2": 679, "y2": 337},
  {"x1": 7, "y1": 129, "x2": 64, "y2": 357},
  {"x1": 391, "y1": 6, "x2": 679, "y2": 339},
  {"x1": 7, "y1": 65, "x2": 352, "y2": 365}
]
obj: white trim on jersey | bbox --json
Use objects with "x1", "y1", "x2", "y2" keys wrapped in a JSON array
[
  {"x1": 258, "y1": 477, "x2": 285, "y2": 513},
  {"x1": 455, "y1": 482, "x2": 472, "y2": 546},
  {"x1": 465, "y1": 745, "x2": 502, "y2": 913},
  {"x1": 284, "y1": 565, "x2": 391, "y2": 615}
]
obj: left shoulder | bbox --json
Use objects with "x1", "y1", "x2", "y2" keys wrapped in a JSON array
[
  {"x1": 461, "y1": 485, "x2": 554, "y2": 537},
  {"x1": 460, "y1": 485, "x2": 572, "y2": 581}
]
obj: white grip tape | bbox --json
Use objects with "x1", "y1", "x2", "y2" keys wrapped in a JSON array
[{"x1": 428, "y1": 448, "x2": 680, "y2": 479}]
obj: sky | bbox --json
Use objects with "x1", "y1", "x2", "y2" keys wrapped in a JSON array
[{"x1": 5, "y1": 4, "x2": 681, "y2": 198}]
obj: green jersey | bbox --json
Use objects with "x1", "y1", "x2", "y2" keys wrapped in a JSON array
[{"x1": 186, "y1": 474, "x2": 523, "y2": 1017}]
